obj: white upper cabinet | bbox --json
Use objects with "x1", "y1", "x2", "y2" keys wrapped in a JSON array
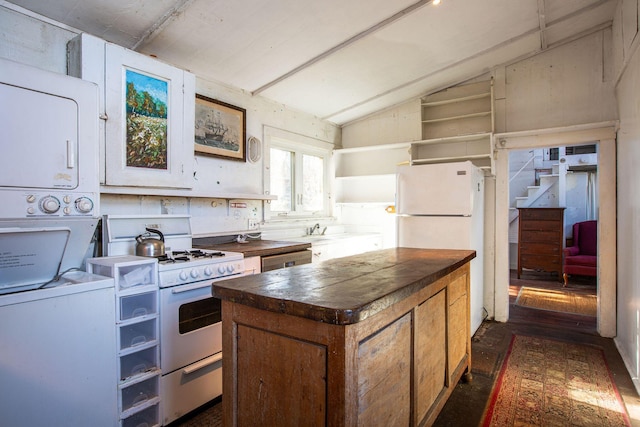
[{"x1": 68, "y1": 33, "x2": 195, "y2": 190}]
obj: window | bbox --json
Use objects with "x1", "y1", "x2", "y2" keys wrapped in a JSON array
[
  {"x1": 265, "y1": 127, "x2": 332, "y2": 218},
  {"x1": 566, "y1": 144, "x2": 597, "y2": 155}
]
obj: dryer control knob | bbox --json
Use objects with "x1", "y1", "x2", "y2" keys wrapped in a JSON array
[
  {"x1": 75, "y1": 197, "x2": 94, "y2": 214},
  {"x1": 40, "y1": 196, "x2": 60, "y2": 214}
]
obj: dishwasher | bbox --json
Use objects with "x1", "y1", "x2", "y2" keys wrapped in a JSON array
[{"x1": 261, "y1": 249, "x2": 312, "y2": 272}]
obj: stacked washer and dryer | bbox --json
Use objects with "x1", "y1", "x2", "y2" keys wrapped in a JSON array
[{"x1": 0, "y1": 58, "x2": 118, "y2": 426}]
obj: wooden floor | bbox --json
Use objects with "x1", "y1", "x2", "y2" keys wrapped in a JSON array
[
  {"x1": 174, "y1": 270, "x2": 640, "y2": 427},
  {"x1": 435, "y1": 270, "x2": 640, "y2": 426}
]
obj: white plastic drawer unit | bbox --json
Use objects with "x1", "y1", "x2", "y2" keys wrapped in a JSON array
[
  {"x1": 116, "y1": 263, "x2": 155, "y2": 290},
  {"x1": 119, "y1": 346, "x2": 159, "y2": 382},
  {"x1": 119, "y1": 291, "x2": 158, "y2": 321},
  {"x1": 87, "y1": 256, "x2": 158, "y2": 291},
  {"x1": 119, "y1": 318, "x2": 158, "y2": 353},
  {"x1": 121, "y1": 402, "x2": 160, "y2": 427},
  {"x1": 120, "y1": 374, "x2": 160, "y2": 415}
]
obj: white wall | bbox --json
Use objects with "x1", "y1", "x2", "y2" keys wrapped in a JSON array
[
  {"x1": 502, "y1": 30, "x2": 617, "y2": 132},
  {"x1": 341, "y1": 99, "x2": 421, "y2": 148},
  {"x1": 613, "y1": 0, "x2": 640, "y2": 393},
  {"x1": 0, "y1": 4, "x2": 340, "y2": 237}
]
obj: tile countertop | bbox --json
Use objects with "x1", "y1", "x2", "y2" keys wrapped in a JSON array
[{"x1": 193, "y1": 239, "x2": 312, "y2": 258}]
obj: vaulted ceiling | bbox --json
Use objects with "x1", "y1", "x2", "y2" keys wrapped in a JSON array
[{"x1": 6, "y1": 0, "x2": 617, "y2": 125}]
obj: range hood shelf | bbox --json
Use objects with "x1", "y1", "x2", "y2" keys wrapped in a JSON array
[{"x1": 100, "y1": 185, "x2": 277, "y2": 201}]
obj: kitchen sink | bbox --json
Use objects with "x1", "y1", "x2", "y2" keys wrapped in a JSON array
[{"x1": 288, "y1": 233, "x2": 357, "y2": 243}]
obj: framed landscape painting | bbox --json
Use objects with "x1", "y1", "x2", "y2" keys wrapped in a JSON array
[
  {"x1": 195, "y1": 94, "x2": 246, "y2": 161},
  {"x1": 125, "y1": 69, "x2": 168, "y2": 169},
  {"x1": 103, "y1": 42, "x2": 195, "y2": 188}
]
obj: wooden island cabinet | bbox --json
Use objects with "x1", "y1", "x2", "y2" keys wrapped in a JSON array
[{"x1": 212, "y1": 248, "x2": 475, "y2": 427}]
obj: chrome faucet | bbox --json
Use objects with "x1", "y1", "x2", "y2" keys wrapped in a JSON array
[{"x1": 308, "y1": 223, "x2": 320, "y2": 235}]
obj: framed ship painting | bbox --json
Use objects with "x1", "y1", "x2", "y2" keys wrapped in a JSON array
[{"x1": 195, "y1": 95, "x2": 246, "y2": 161}]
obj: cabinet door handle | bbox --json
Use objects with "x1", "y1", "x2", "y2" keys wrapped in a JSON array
[{"x1": 182, "y1": 352, "x2": 223, "y2": 375}]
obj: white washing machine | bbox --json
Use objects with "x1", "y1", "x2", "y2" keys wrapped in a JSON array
[{"x1": 0, "y1": 272, "x2": 118, "y2": 427}]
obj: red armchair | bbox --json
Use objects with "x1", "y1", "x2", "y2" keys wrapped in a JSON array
[{"x1": 563, "y1": 220, "x2": 597, "y2": 286}]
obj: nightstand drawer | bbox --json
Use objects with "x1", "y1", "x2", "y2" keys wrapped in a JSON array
[
  {"x1": 520, "y1": 253, "x2": 562, "y2": 266},
  {"x1": 519, "y1": 208, "x2": 564, "y2": 221},
  {"x1": 519, "y1": 242, "x2": 562, "y2": 255},
  {"x1": 520, "y1": 230, "x2": 562, "y2": 242}
]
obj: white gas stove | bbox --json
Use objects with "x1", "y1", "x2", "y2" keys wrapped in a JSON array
[
  {"x1": 102, "y1": 214, "x2": 245, "y2": 287},
  {"x1": 155, "y1": 248, "x2": 244, "y2": 288}
]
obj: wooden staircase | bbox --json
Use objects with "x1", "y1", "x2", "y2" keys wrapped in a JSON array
[
  {"x1": 508, "y1": 153, "x2": 567, "y2": 246},
  {"x1": 515, "y1": 163, "x2": 560, "y2": 208}
]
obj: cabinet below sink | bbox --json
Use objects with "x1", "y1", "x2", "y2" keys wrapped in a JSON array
[{"x1": 290, "y1": 234, "x2": 383, "y2": 263}]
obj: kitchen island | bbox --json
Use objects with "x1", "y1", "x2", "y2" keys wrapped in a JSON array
[{"x1": 212, "y1": 247, "x2": 475, "y2": 427}]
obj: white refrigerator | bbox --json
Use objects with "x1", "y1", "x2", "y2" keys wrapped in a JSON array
[{"x1": 396, "y1": 161, "x2": 485, "y2": 335}]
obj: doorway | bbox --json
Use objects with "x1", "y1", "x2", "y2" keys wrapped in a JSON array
[
  {"x1": 492, "y1": 123, "x2": 617, "y2": 338},
  {"x1": 508, "y1": 144, "x2": 599, "y2": 315}
]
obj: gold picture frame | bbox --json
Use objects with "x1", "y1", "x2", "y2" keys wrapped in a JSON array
[{"x1": 195, "y1": 94, "x2": 246, "y2": 161}]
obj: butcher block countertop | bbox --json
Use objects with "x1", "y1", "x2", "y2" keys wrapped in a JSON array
[
  {"x1": 212, "y1": 247, "x2": 475, "y2": 325},
  {"x1": 193, "y1": 239, "x2": 311, "y2": 257}
]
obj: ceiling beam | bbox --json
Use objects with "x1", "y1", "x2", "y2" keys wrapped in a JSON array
[
  {"x1": 131, "y1": 0, "x2": 197, "y2": 50},
  {"x1": 545, "y1": 0, "x2": 614, "y2": 28},
  {"x1": 251, "y1": 0, "x2": 435, "y2": 96},
  {"x1": 537, "y1": 0, "x2": 547, "y2": 50}
]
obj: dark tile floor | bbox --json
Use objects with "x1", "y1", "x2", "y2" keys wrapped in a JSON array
[
  {"x1": 168, "y1": 397, "x2": 222, "y2": 427},
  {"x1": 173, "y1": 270, "x2": 640, "y2": 426}
]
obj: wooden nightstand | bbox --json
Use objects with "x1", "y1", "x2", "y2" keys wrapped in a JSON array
[{"x1": 517, "y1": 208, "x2": 565, "y2": 281}]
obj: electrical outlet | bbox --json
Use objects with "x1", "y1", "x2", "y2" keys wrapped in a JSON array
[{"x1": 248, "y1": 219, "x2": 259, "y2": 230}]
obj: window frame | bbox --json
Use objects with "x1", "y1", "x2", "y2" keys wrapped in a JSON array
[{"x1": 264, "y1": 127, "x2": 333, "y2": 220}]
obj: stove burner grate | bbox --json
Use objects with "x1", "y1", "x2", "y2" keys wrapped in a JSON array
[
  {"x1": 186, "y1": 249, "x2": 225, "y2": 258},
  {"x1": 156, "y1": 249, "x2": 226, "y2": 264}
]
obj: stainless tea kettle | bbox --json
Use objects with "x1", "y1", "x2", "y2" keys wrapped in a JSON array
[{"x1": 135, "y1": 228, "x2": 165, "y2": 257}]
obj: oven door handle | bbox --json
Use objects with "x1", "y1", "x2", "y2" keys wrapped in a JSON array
[
  {"x1": 170, "y1": 273, "x2": 244, "y2": 294},
  {"x1": 170, "y1": 282, "x2": 214, "y2": 294},
  {"x1": 183, "y1": 352, "x2": 223, "y2": 375}
]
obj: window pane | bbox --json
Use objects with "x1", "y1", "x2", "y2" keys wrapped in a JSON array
[
  {"x1": 302, "y1": 154, "x2": 323, "y2": 211},
  {"x1": 270, "y1": 148, "x2": 293, "y2": 212}
]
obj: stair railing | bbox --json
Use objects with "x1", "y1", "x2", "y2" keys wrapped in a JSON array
[
  {"x1": 508, "y1": 151, "x2": 536, "y2": 225},
  {"x1": 509, "y1": 151, "x2": 536, "y2": 183}
]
